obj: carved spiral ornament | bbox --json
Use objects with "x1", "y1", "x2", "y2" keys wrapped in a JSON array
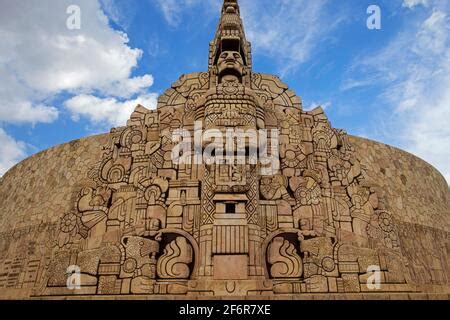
[
  {"x1": 157, "y1": 237, "x2": 193, "y2": 279},
  {"x1": 107, "y1": 165, "x2": 125, "y2": 183}
]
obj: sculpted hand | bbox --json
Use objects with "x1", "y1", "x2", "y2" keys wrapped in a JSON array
[{"x1": 130, "y1": 276, "x2": 154, "y2": 294}]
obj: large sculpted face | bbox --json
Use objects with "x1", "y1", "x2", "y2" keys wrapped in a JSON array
[
  {"x1": 1, "y1": 0, "x2": 443, "y2": 301},
  {"x1": 217, "y1": 50, "x2": 244, "y2": 78}
]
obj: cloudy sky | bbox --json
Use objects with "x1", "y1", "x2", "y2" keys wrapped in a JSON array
[{"x1": 0, "y1": 0, "x2": 449, "y2": 184}]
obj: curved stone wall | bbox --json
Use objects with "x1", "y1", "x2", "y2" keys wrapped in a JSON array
[
  {"x1": 0, "y1": 134, "x2": 108, "y2": 298},
  {"x1": 0, "y1": 134, "x2": 109, "y2": 232},
  {"x1": 349, "y1": 136, "x2": 450, "y2": 230},
  {"x1": 0, "y1": 133, "x2": 448, "y2": 298}
]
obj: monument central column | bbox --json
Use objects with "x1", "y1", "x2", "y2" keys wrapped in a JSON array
[{"x1": 194, "y1": 0, "x2": 267, "y2": 293}]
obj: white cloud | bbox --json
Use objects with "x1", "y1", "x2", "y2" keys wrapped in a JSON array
[
  {"x1": 0, "y1": 0, "x2": 157, "y2": 173},
  {"x1": 0, "y1": 0, "x2": 155, "y2": 125},
  {"x1": 402, "y1": 0, "x2": 429, "y2": 9},
  {"x1": 342, "y1": 8, "x2": 450, "y2": 185},
  {"x1": 100, "y1": 74, "x2": 154, "y2": 99},
  {"x1": 0, "y1": 101, "x2": 58, "y2": 125},
  {"x1": 0, "y1": 128, "x2": 27, "y2": 176},
  {"x1": 380, "y1": 11, "x2": 450, "y2": 186},
  {"x1": 340, "y1": 78, "x2": 377, "y2": 91},
  {"x1": 99, "y1": 0, "x2": 127, "y2": 29},
  {"x1": 402, "y1": 0, "x2": 450, "y2": 12},
  {"x1": 306, "y1": 101, "x2": 332, "y2": 111},
  {"x1": 153, "y1": 0, "x2": 343, "y2": 75},
  {"x1": 65, "y1": 93, "x2": 158, "y2": 127},
  {"x1": 0, "y1": 70, "x2": 59, "y2": 124},
  {"x1": 156, "y1": 0, "x2": 184, "y2": 27},
  {"x1": 445, "y1": 174, "x2": 450, "y2": 185},
  {"x1": 154, "y1": 0, "x2": 219, "y2": 27}
]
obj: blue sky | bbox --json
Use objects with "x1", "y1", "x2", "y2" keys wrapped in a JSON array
[{"x1": 0, "y1": 0, "x2": 449, "y2": 184}]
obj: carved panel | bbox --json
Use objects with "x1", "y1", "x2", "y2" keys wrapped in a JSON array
[
  {"x1": 267, "y1": 237, "x2": 303, "y2": 279},
  {"x1": 157, "y1": 237, "x2": 193, "y2": 279}
]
